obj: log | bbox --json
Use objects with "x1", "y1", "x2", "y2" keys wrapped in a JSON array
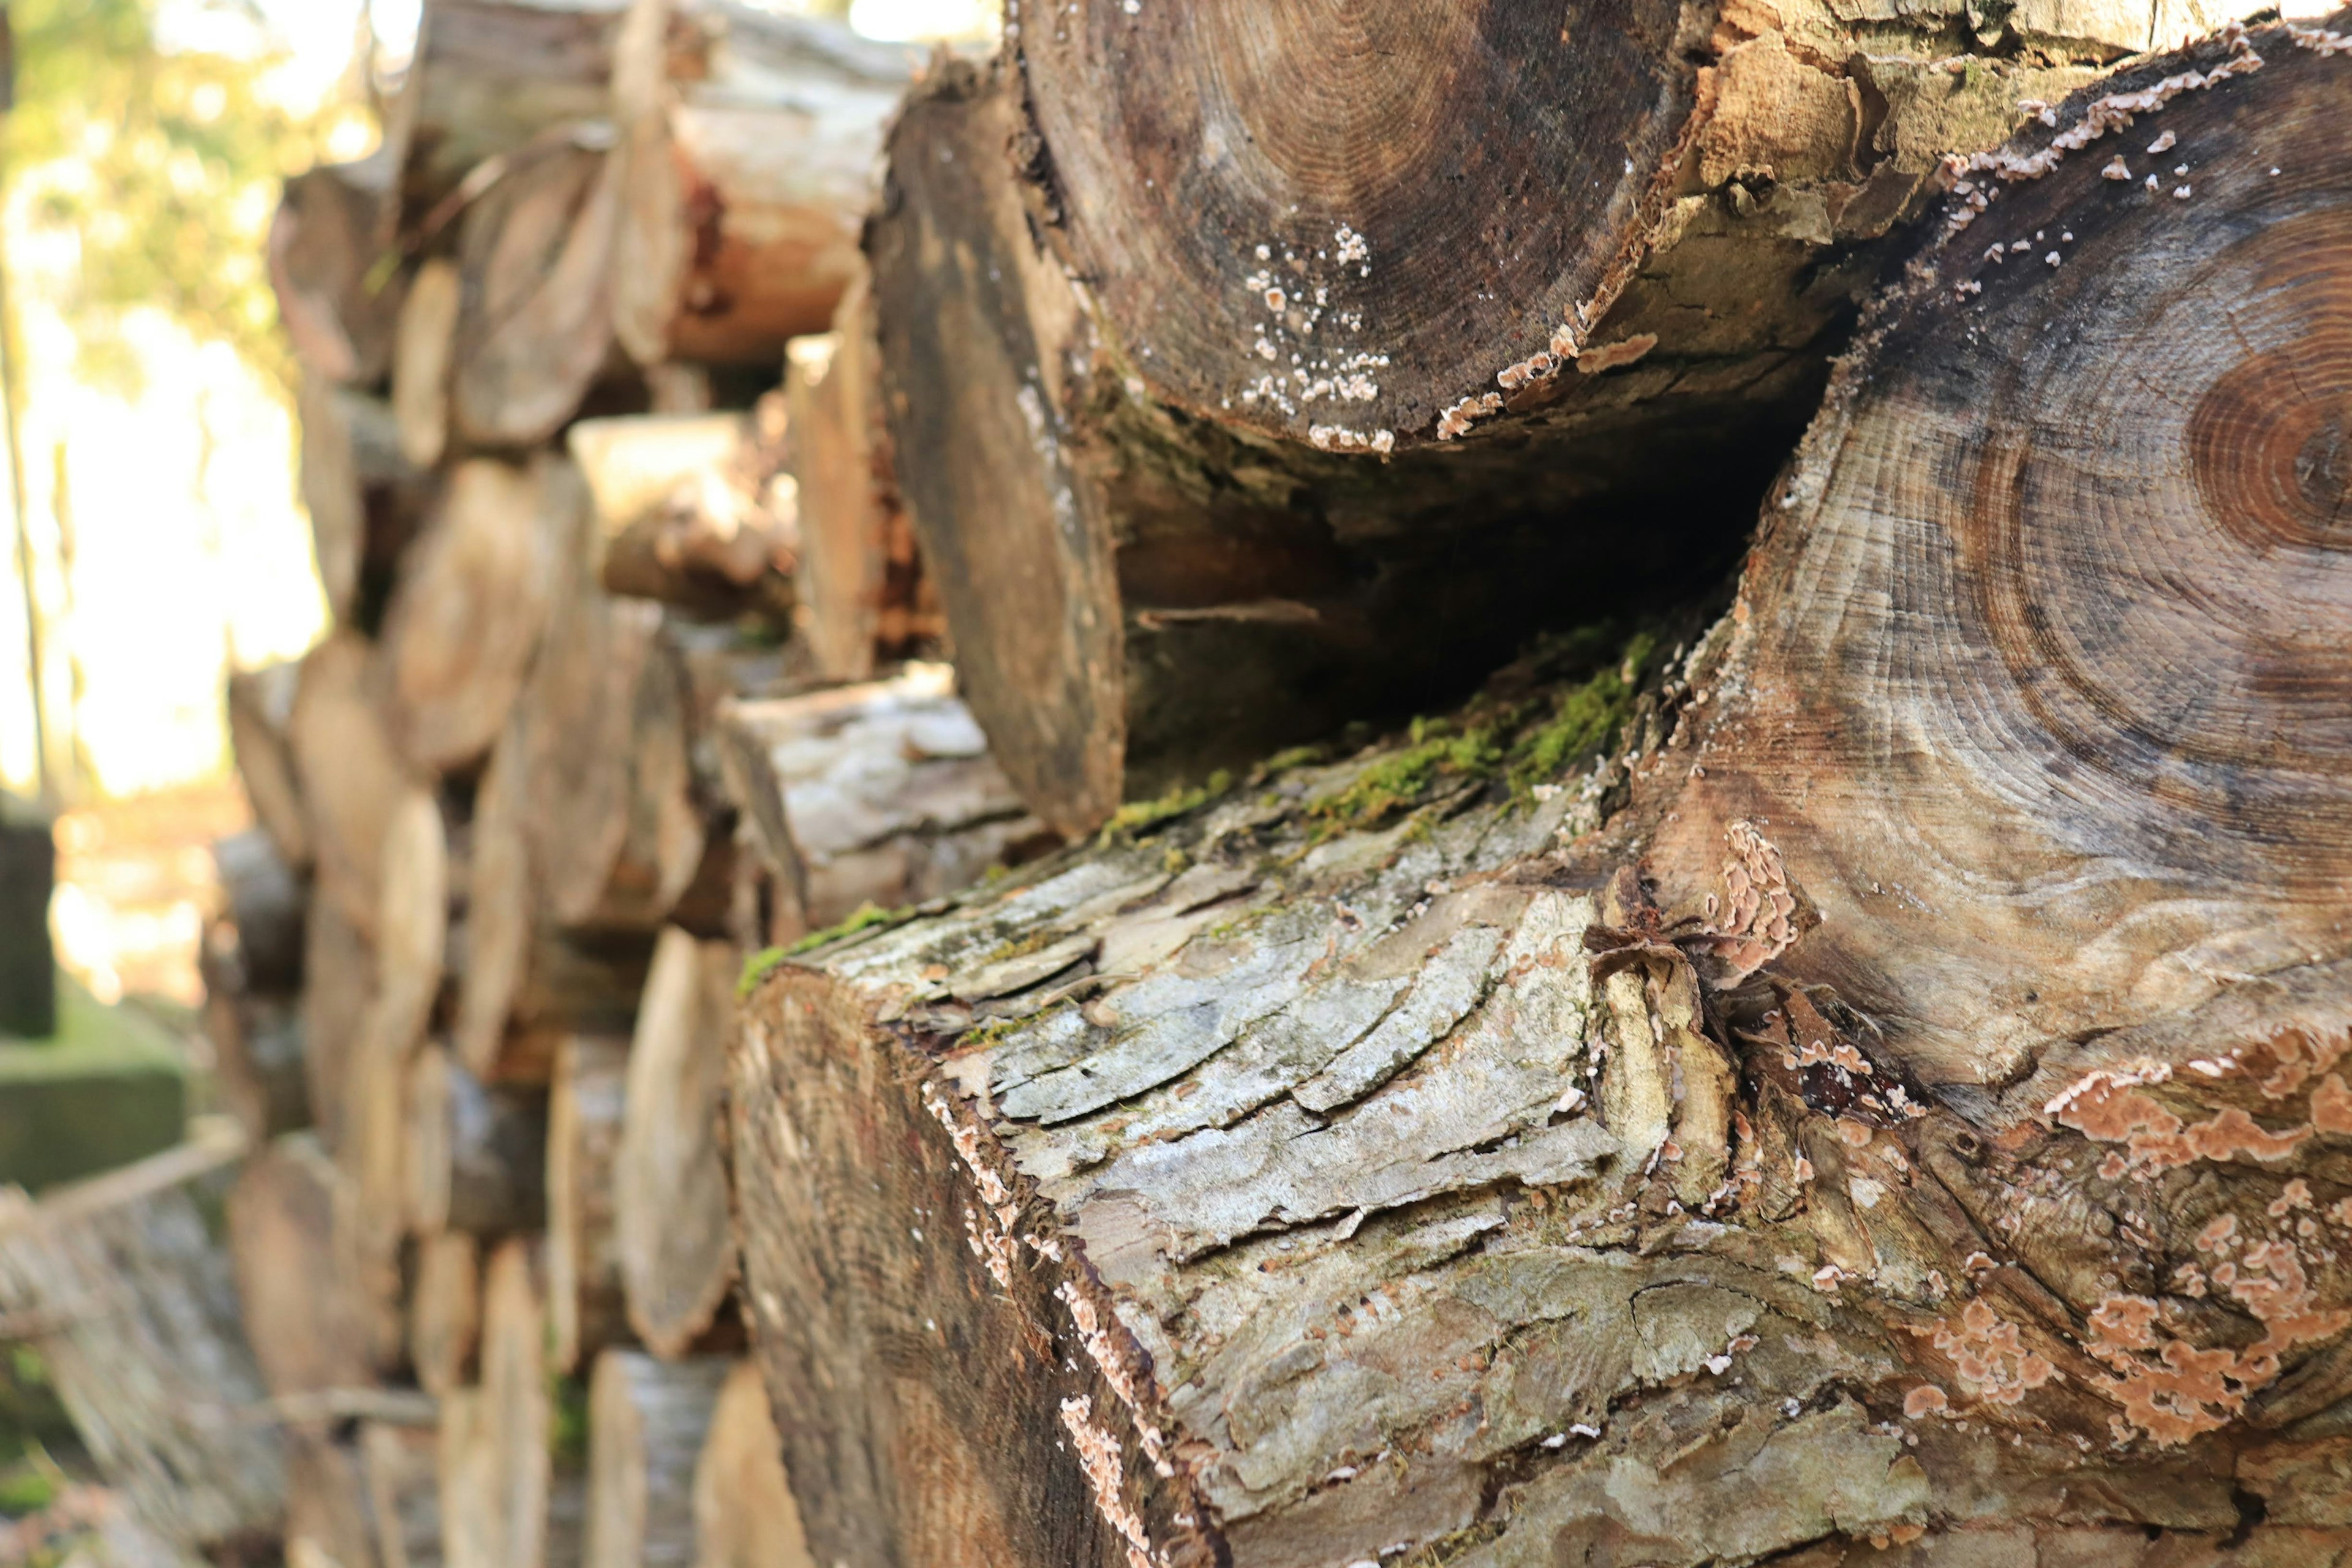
[
  {"x1": 782, "y1": 281, "x2": 942, "y2": 683},
  {"x1": 456, "y1": 720, "x2": 654, "y2": 1084},
  {"x1": 727, "y1": 25, "x2": 2352, "y2": 1565},
  {"x1": 378, "y1": 454, "x2": 575, "y2": 775},
  {"x1": 404, "y1": 1044, "x2": 549, "y2": 1238},
  {"x1": 688, "y1": 1362, "x2": 812, "y2": 1568},
  {"x1": 388, "y1": 0, "x2": 630, "y2": 225},
  {"x1": 363, "y1": 1420, "x2": 448, "y2": 1568},
  {"x1": 870, "y1": 0, "x2": 2265, "y2": 834},
  {"x1": 227, "y1": 661, "x2": 313, "y2": 873},
  {"x1": 393, "y1": 257, "x2": 462, "y2": 470},
  {"x1": 450, "y1": 131, "x2": 624, "y2": 450},
  {"x1": 285, "y1": 1430, "x2": 385, "y2": 1568},
  {"x1": 227, "y1": 1133, "x2": 375, "y2": 1401},
  {"x1": 519, "y1": 537, "x2": 708, "y2": 930},
  {"x1": 289, "y1": 630, "x2": 422, "y2": 937},
  {"x1": 616, "y1": 928, "x2": 737, "y2": 1359},
  {"x1": 410, "y1": 1228, "x2": 481, "y2": 1399},
  {"x1": 0, "y1": 1129, "x2": 286, "y2": 1557},
  {"x1": 548, "y1": 1034, "x2": 633, "y2": 1374},
  {"x1": 297, "y1": 378, "x2": 435, "y2": 631},
  {"x1": 300, "y1": 886, "x2": 375, "y2": 1154},
  {"x1": 609, "y1": 2, "x2": 913, "y2": 368},
  {"x1": 567, "y1": 407, "x2": 796, "y2": 623},
  {"x1": 270, "y1": 153, "x2": 402, "y2": 388},
  {"x1": 585, "y1": 1352, "x2": 728, "y2": 1568},
  {"x1": 711, "y1": 665, "x2": 1049, "y2": 942},
  {"x1": 443, "y1": 1238, "x2": 555, "y2": 1568}
]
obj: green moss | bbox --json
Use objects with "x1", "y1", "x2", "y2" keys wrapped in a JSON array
[
  {"x1": 549, "y1": 1375, "x2": 589, "y2": 1466},
  {"x1": 0, "y1": 1461, "x2": 55, "y2": 1515},
  {"x1": 1096, "y1": 770, "x2": 1232, "y2": 846},
  {"x1": 737, "y1": 946, "x2": 788, "y2": 999},
  {"x1": 1308, "y1": 717, "x2": 1504, "y2": 833},
  {"x1": 1503, "y1": 629, "x2": 1657, "y2": 798},
  {"x1": 786, "y1": 902, "x2": 907, "y2": 959}
]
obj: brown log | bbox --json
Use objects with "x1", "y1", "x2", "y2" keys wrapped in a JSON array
[
  {"x1": 342, "y1": 788, "x2": 451, "y2": 1352},
  {"x1": 288, "y1": 630, "x2": 421, "y2": 936},
  {"x1": 873, "y1": 0, "x2": 2260, "y2": 835},
  {"x1": 388, "y1": 0, "x2": 629, "y2": 226},
  {"x1": 712, "y1": 665, "x2": 1050, "y2": 942},
  {"x1": 296, "y1": 378, "x2": 436, "y2": 631},
  {"x1": 270, "y1": 153, "x2": 402, "y2": 388},
  {"x1": 520, "y1": 535, "x2": 707, "y2": 930},
  {"x1": 688, "y1": 1362, "x2": 812, "y2": 1568},
  {"x1": 615, "y1": 928, "x2": 735, "y2": 1359},
  {"x1": 548, "y1": 1034, "x2": 633, "y2": 1375},
  {"x1": 456, "y1": 720, "x2": 654, "y2": 1085},
  {"x1": 782, "y1": 280, "x2": 941, "y2": 683},
  {"x1": 567, "y1": 407, "x2": 796, "y2": 623},
  {"x1": 450, "y1": 131, "x2": 624, "y2": 450},
  {"x1": 393, "y1": 257, "x2": 462, "y2": 470},
  {"x1": 404, "y1": 1044, "x2": 549, "y2": 1238},
  {"x1": 410, "y1": 1228, "x2": 482, "y2": 1399},
  {"x1": 728, "y1": 25, "x2": 2352, "y2": 1566},
  {"x1": 585, "y1": 1351, "x2": 729, "y2": 1568},
  {"x1": 228, "y1": 1133, "x2": 377, "y2": 1402},
  {"x1": 442, "y1": 1238, "x2": 556, "y2": 1568},
  {"x1": 362, "y1": 1420, "x2": 447, "y2": 1568},
  {"x1": 610, "y1": 4, "x2": 913, "y2": 368},
  {"x1": 285, "y1": 1430, "x2": 385, "y2": 1568},
  {"x1": 227, "y1": 661, "x2": 313, "y2": 873},
  {"x1": 0, "y1": 1130, "x2": 287, "y2": 1557},
  {"x1": 378, "y1": 454, "x2": 575, "y2": 775},
  {"x1": 301, "y1": 886, "x2": 375, "y2": 1155}
]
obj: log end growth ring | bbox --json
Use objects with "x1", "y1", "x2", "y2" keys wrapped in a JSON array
[{"x1": 1014, "y1": 0, "x2": 1690, "y2": 448}]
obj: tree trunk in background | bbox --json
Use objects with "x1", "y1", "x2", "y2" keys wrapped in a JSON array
[
  {"x1": 402, "y1": 1044, "x2": 548, "y2": 1238},
  {"x1": 269, "y1": 153, "x2": 402, "y2": 389},
  {"x1": 615, "y1": 929, "x2": 735, "y2": 1360},
  {"x1": 728, "y1": 29, "x2": 2352, "y2": 1566},
  {"x1": 410, "y1": 1227, "x2": 481, "y2": 1399},
  {"x1": 609, "y1": 0, "x2": 911, "y2": 368},
  {"x1": 689, "y1": 1362, "x2": 813, "y2": 1568},
  {"x1": 712, "y1": 666, "x2": 1048, "y2": 943},
  {"x1": 379, "y1": 454, "x2": 572, "y2": 775},
  {"x1": 549, "y1": 1033, "x2": 633, "y2": 1375},
  {"x1": 227, "y1": 662, "x2": 313, "y2": 873},
  {"x1": 585, "y1": 1351, "x2": 728, "y2": 1568},
  {"x1": 782, "y1": 278, "x2": 940, "y2": 684}
]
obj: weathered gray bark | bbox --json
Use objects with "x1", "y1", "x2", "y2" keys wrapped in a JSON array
[{"x1": 728, "y1": 27, "x2": 2352, "y2": 1566}]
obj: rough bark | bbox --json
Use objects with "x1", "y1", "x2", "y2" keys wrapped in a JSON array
[
  {"x1": 270, "y1": 153, "x2": 402, "y2": 388},
  {"x1": 782, "y1": 278, "x2": 942, "y2": 684},
  {"x1": 0, "y1": 1129, "x2": 286, "y2": 1558},
  {"x1": 450, "y1": 132, "x2": 624, "y2": 450},
  {"x1": 456, "y1": 720, "x2": 654, "y2": 1084},
  {"x1": 872, "y1": 0, "x2": 2280, "y2": 834},
  {"x1": 616, "y1": 927, "x2": 737, "y2": 1359},
  {"x1": 410, "y1": 1228, "x2": 482, "y2": 1399},
  {"x1": 390, "y1": 0, "x2": 630, "y2": 227},
  {"x1": 549, "y1": 1033, "x2": 633, "y2": 1374},
  {"x1": 712, "y1": 665, "x2": 1049, "y2": 943},
  {"x1": 227, "y1": 660, "x2": 314, "y2": 874},
  {"x1": 568, "y1": 407, "x2": 796, "y2": 623},
  {"x1": 688, "y1": 1361, "x2": 813, "y2": 1568},
  {"x1": 289, "y1": 630, "x2": 422, "y2": 937},
  {"x1": 728, "y1": 26, "x2": 2352, "y2": 1567},
  {"x1": 227, "y1": 1133, "x2": 377, "y2": 1402},
  {"x1": 586, "y1": 1352, "x2": 729, "y2": 1568},
  {"x1": 610, "y1": 2, "x2": 912, "y2": 368},
  {"x1": 379, "y1": 454, "x2": 573, "y2": 775},
  {"x1": 404, "y1": 1044, "x2": 549, "y2": 1238}
]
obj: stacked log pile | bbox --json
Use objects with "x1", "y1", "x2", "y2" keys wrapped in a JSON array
[
  {"x1": 198, "y1": 3, "x2": 1018, "y2": 1565},
  {"x1": 208, "y1": 0, "x2": 2352, "y2": 1564}
]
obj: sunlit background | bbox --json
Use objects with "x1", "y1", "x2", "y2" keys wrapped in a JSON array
[{"x1": 0, "y1": 0, "x2": 995, "y2": 1005}]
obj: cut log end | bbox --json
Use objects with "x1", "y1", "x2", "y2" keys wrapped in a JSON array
[
  {"x1": 585, "y1": 1351, "x2": 728, "y2": 1568},
  {"x1": 690, "y1": 1362, "x2": 814, "y2": 1568}
]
